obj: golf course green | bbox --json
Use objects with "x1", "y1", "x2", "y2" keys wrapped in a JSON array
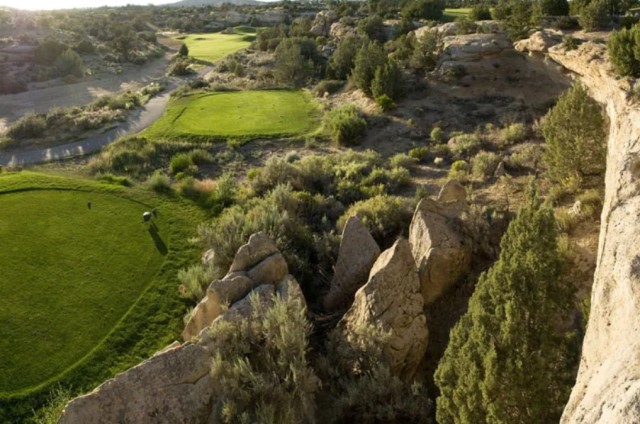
[
  {"x1": 175, "y1": 28, "x2": 254, "y2": 63},
  {"x1": 0, "y1": 172, "x2": 201, "y2": 418},
  {"x1": 145, "y1": 90, "x2": 321, "y2": 141}
]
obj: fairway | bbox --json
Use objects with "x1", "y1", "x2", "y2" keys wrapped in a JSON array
[
  {"x1": 145, "y1": 90, "x2": 320, "y2": 141},
  {"x1": 0, "y1": 173, "x2": 202, "y2": 422},
  {"x1": 175, "y1": 28, "x2": 253, "y2": 63},
  {"x1": 443, "y1": 8, "x2": 472, "y2": 21}
]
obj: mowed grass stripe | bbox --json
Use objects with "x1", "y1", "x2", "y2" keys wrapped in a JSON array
[
  {"x1": 176, "y1": 30, "x2": 253, "y2": 63},
  {"x1": 145, "y1": 90, "x2": 320, "y2": 141}
]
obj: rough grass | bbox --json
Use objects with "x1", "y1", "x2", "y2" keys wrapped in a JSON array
[
  {"x1": 144, "y1": 90, "x2": 321, "y2": 142},
  {"x1": 0, "y1": 172, "x2": 202, "y2": 422},
  {"x1": 175, "y1": 28, "x2": 254, "y2": 63}
]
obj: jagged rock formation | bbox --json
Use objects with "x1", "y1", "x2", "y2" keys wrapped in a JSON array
[
  {"x1": 310, "y1": 10, "x2": 338, "y2": 37},
  {"x1": 518, "y1": 31, "x2": 640, "y2": 424},
  {"x1": 323, "y1": 215, "x2": 381, "y2": 311},
  {"x1": 409, "y1": 196, "x2": 471, "y2": 304},
  {"x1": 182, "y1": 232, "x2": 288, "y2": 341},
  {"x1": 340, "y1": 239, "x2": 428, "y2": 381},
  {"x1": 60, "y1": 235, "x2": 302, "y2": 424}
]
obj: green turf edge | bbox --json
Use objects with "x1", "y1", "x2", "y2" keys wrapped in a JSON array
[
  {"x1": 0, "y1": 172, "x2": 204, "y2": 423},
  {"x1": 142, "y1": 89, "x2": 324, "y2": 143}
]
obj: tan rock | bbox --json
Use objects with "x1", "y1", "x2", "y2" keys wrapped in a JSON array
[
  {"x1": 341, "y1": 239, "x2": 428, "y2": 381},
  {"x1": 246, "y1": 252, "x2": 288, "y2": 286},
  {"x1": 437, "y1": 179, "x2": 467, "y2": 203},
  {"x1": 228, "y1": 232, "x2": 279, "y2": 273},
  {"x1": 59, "y1": 344, "x2": 214, "y2": 424},
  {"x1": 514, "y1": 29, "x2": 562, "y2": 53},
  {"x1": 409, "y1": 198, "x2": 471, "y2": 304},
  {"x1": 324, "y1": 215, "x2": 381, "y2": 311}
]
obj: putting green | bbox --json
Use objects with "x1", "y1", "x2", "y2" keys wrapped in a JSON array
[
  {"x1": 176, "y1": 29, "x2": 254, "y2": 63},
  {"x1": 145, "y1": 90, "x2": 320, "y2": 141},
  {"x1": 0, "y1": 172, "x2": 202, "y2": 422}
]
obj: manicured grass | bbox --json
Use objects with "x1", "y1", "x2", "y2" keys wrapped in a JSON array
[
  {"x1": 443, "y1": 8, "x2": 472, "y2": 21},
  {"x1": 144, "y1": 90, "x2": 321, "y2": 141},
  {"x1": 175, "y1": 28, "x2": 254, "y2": 63},
  {"x1": 0, "y1": 172, "x2": 203, "y2": 422}
]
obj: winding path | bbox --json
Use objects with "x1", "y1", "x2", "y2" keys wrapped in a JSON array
[{"x1": 0, "y1": 65, "x2": 213, "y2": 167}]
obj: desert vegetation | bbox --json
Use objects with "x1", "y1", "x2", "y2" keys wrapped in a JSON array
[{"x1": 0, "y1": 0, "x2": 622, "y2": 422}]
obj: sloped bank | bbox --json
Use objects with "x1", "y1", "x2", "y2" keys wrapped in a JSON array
[{"x1": 517, "y1": 31, "x2": 640, "y2": 423}]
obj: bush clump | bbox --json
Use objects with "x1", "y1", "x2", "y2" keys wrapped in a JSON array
[
  {"x1": 471, "y1": 151, "x2": 500, "y2": 180},
  {"x1": 607, "y1": 24, "x2": 640, "y2": 77},
  {"x1": 324, "y1": 105, "x2": 367, "y2": 145},
  {"x1": 6, "y1": 113, "x2": 47, "y2": 139}
]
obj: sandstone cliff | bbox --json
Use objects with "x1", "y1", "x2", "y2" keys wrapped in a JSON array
[{"x1": 518, "y1": 31, "x2": 640, "y2": 423}]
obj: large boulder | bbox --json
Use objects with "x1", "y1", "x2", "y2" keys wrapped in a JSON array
[
  {"x1": 323, "y1": 215, "x2": 381, "y2": 311},
  {"x1": 409, "y1": 198, "x2": 471, "y2": 304},
  {"x1": 340, "y1": 239, "x2": 428, "y2": 381},
  {"x1": 310, "y1": 10, "x2": 338, "y2": 36},
  {"x1": 182, "y1": 232, "x2": 288, "y2": 341},
  {"x1": 59, "y1": 344, "x2": 215, "y2": 424},
  {"x1": 514, "y1": 29, "x2": 563, "y2": 54}
]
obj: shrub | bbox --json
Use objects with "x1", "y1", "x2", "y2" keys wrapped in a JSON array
[
  {"x1": 375, "y1": 94, "x2": 396, "y2": 111},
  {"x1": 543, "y1": 83, "x2": 607, "y2": 187},
  {"x1": 408, "y1": 146, "x2": 429, "y2": 161},
  {"x1": 208, "y1": 290, "x2": 319, "y2": 423},
  {"x1": 430, "y1": 126, "x2": 444, "y2": 142},
  {"x1": 169, "y1": 59, "x2": 192, "y2": 76},
  {"x1": 450, "y1": 132, "x2": 482, "y2": 157},
  {"x1": 564, "y1": 35, "x2": 578, "y2": 50},
  {"x1": 147, "y1": 171, "x2": 172, "y2": 193},
  {"x1": 456, "y1": 17, "x2": 477, "y2": 35},
  {"x1": 337, "y1": 195, "x2": 412, "y2": 247},
  {"x1": 470, "y1": 4, "x2": 492, "y2": 20},
  {"x1": 389, "y1": 153, "x2": 418, "y2": 169},
  {"x1": 401, "y1": 0, "x2": 444, "y2": 20},
  {"x1": 410, "y1": 30, "x2": 442, "y2": 72},
  {"x1": 317, "y1": 323, "x2": 433, "y2": 423},
  {"x1": 74, "y1": 39, "x2": 95, "y2": 55},
  {"x1": 189, "y1": 149, "x2": 214, "y2": 165},
  {"x1": 6, "y1": 112, "x2": 47, "y2": 139},
  {"x1": 576, "y1": 188, "x2": 603, "y2": 220},
  {"x1": 537, "y1": 0, "x2": 569, "y2": 16},
  {"x1": 471, "y1": 151, "x2": 500, "y2": 180},
  {"x1": 177, "y1": 263, "x2": 215, "y2": 301},
  {"x1": 578, "y1": 0, "x2": 609, "y2": 31},
  {"x1": 314, "y1": 79, "x2": 344, "y2": 96},
  {"x1": 357, "y1": 14, "x2": 386, "y2": 43},
  {"x1": 324, "y1": 105, "x2": 367, "y2": 145},
  {"x1": 274, "y1": 37, "x2": 319, "y2": 86},
  {"x1": 169, "y1": 153, "x2": 195, "y2": 175},
  {"x1": 96, "y1": 172, "x2": 132, "y2": 187},
  {"x1": 178, "y1": 43, "x2": 189, "y2": 57},
  {"x1": 371, "y1": 60, "x2": 403, "y2": 100},
  {"x1": 448, "y1": 160, "x2": 470, "y2": 180},
  {"x1": 34, "y1": 38, "x2": 67, "y2": 65},
  {"x1": 53, "y1": 49, "x2": 85, "y2": 78},
  {"x1": 607, "y1": 24, "x2": 640, "y2": 77},
  {"x1": 505, "y1": 143, "x2": 543, "y2": 170},
  {"x1": 500, "y1": 122, "x2": 528, "y2": 145}
]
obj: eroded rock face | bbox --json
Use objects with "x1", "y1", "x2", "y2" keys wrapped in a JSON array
[
  {"x1": 59, "y1": 344, "x2": 215, "y2": 424},
  {"x1": 182, "y1": 232, "x2": 288, "y2": 341},
  {"x1": 437, "y1": 179, "x2": 467, "y2": 203},
  {"x1": 519, "y1": 31, "x2": 640, "y2": 424},
  {"x1": 340, "y1": 239, "x2": 428, "y2": 381},
  {"x1": 310, "y1": 10, "x2": 338, "y2": 36},
  {"x1": 409, "y1": 198, "x2": 471, "y2": 304},
  {"x1": 324, "y1": 215, "x2": 381, "y2": 311}
]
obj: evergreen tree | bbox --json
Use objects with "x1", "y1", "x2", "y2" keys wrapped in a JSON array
[
  {"x1": 329, "y1": 36, "x2": 363, "y2": 80},
  {"x1": 542, "y1": 83, "x2": 607, "y2": 187},
  {"x1": 607, "y1": 24, "x2": 640, "y2": 77},
  {"x1": 352, "y1": 41, "x2": 387, "y2": 97},
  {"x1": 435, "y1": 189, "x2": 579, "y2": 424},
  {"x1": 371, "y1": 59, "x2": 403, "y2": 100},
  {"x1": 178, "y1": 43, "x2": 189, "y2": 57}
]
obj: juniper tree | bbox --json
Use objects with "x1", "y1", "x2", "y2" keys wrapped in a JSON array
[
  {"x1": 434, "y1": 188, "x2": 579, "y2": 424},
  {"x1": 542, "y1": 83, "x2": 607, "y2": 187}
]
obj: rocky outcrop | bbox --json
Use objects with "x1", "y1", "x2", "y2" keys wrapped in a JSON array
[
  {"x1": 182, "y1": 232, "x2": 288, "y2": 341},
  {"x1": 519, "y1": 31, "x2": 640, "y2": 424},
  {"x1": 409, "y1": 197, "x2": 471, "y2": 304},
  {"x1": 437, "y1": 179, "x2": 467, "y2": 204},
  {"x1": 340, "y1": 239, "x2": 428, "y2": 381},
  {"x1": 59, "y1": 344, "x2": 215, "y2": 424},
  {"x1": 310, "y1": 10, "x2": 338, "y2": 36},
  {"x1": 323, "y1": 215, "x2": 381, "y2": 311},
  {"x1": 329, "y1": 19, "x2": 356, "y2": 40},
  {"x1": 61, "y1": 234, "x2": 305, "y2": 424}
]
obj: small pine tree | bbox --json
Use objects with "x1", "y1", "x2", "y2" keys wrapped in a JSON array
[
  {"x1": 178, "y1": 43, "x2": 189, "y2": 57},
  {"x1": 371, "y1": 59, "x2": 402, "y2": 100},
  {"x1": 435, "y1": 188, "x2": 579, "y2": 424},
  {"x1": 607, "y1": 24, "x2": 640, "y2": 77},
  {"x1": 542, "y1": 83, "x2": 607, "y2": 187},
  {"x1": 578, "y1": 0, "x2": 609, "y2": 31},
  {"x1": 351, "y1": 41, "x2": 386, "y2": 96}
]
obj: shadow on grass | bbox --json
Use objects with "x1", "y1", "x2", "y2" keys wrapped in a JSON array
[{"x1": 148, "y1": 222, "x2": 168, "y2": 255}]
